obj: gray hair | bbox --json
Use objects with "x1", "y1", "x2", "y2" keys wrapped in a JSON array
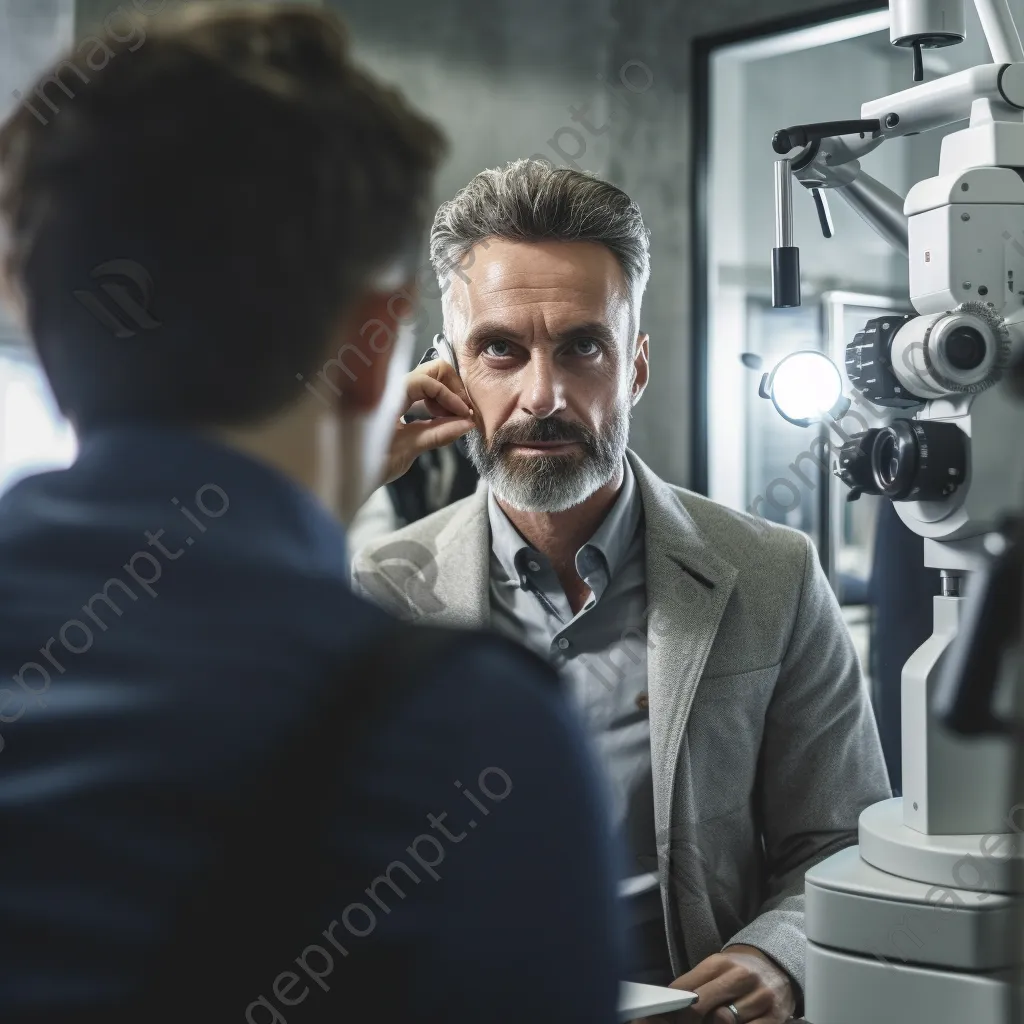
[{"x1": 429, "y1": 158, "x2": 650, "y2": 330}]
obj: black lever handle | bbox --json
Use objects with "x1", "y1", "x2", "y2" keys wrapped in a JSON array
[
  {"x1": 811, "y1": 188, "x2": 834, "y2": 239},
  {"x1": 772, "y1": 119, "x2": 882, "y2": 155}
]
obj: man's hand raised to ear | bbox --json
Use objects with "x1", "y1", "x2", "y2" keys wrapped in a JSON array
[{"x1": 381, "y1": 358, "x2": 476, "y2": 485}]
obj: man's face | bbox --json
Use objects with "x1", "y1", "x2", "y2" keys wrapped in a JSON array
[{"x1": 446, "y1": 239, "x2": 648, "y2": 513}]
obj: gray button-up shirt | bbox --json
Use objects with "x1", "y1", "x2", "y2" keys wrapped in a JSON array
[{"x1": 487, "y1": 460, "x2": 670, "y2": 982}]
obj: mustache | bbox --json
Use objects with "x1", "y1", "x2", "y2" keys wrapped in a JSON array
[{"x1": 490, "y1": 417, "x2": 596, "y2": 449}]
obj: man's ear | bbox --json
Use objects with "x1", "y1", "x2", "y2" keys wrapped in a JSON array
[
  {"x1": 632, "y1": 331, "x2": 650, "y2": 404},
  {"x1": 320, "y1": 280, "x2": 418, "y2": 413}
]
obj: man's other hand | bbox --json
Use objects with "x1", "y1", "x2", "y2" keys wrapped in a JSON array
[
  {"x1": 678, "y1": 945, "x2": 795, "y2": 1022},
  {"x1": 382, "y1": 358, "x2": 475, "y2": 485},
  {"x1": 637, "y1": 944, "x2": 796, "y2": 1023}
]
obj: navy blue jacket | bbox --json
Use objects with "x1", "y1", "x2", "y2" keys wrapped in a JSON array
[{"x1": 0, "y1": 426, "x2": 623, "y2": 1022}]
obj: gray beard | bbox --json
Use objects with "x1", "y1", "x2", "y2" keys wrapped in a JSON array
[{"x1": 463, "y1": 403, "x2": 630, "y2": 513}]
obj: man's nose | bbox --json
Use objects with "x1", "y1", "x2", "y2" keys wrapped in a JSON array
[{"x1": 520, "y1": 354, "x2": 567, "y2": 419}]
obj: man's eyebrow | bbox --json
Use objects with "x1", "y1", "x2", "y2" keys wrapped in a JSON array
[
  {"x1": 463, "y1": 321, "x2": 527, "y2": 349},
  {"x1": 463, "y1": 320, "x2": 617, "y2": 349},
  {"x1": 551, "y1": 322, "x2": 617, "y2": 346}
]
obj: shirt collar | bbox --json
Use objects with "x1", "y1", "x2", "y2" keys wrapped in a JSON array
[
  {"x1": 487, "y1": 486, "x2": 530, "y2": 584},
  {"x1": 486, "y1": 457, "x2": 642, "y2": 585},
  {"x1": 585, "y1": 457, "x2": 641, "y2": 581}
]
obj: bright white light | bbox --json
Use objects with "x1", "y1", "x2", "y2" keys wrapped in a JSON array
[
  {"x1": 770, "y1": 351, "x2": 843, "y2": 423},
  {"x1": 0, "y1": 356, "x2": 76, "y2": 495}
]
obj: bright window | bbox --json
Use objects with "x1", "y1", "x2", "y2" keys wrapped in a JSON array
[{"x1": 0, "y1": 350, "x2": 76, "y2": 497}]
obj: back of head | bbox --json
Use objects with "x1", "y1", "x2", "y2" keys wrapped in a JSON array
[{"x1": 0, "y1": 1, "x2": 444, "y2": 432}]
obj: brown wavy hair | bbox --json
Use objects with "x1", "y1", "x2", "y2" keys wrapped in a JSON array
[{"x1": 0, "y1": 2, "x2": 445, "y2": 430}]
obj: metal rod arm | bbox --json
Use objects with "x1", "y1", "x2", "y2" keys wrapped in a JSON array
[
  {"x1": 774, "y1": 159, "x2": 794, "y2": 248},
  {"x1": 862, "y1": 62, "x2": 1024, "y2": 139},
  {"x1": 975, "y1": 0, "x2": 1024, "y2": 64},
  {"x1": 772, "y1": 158, "x2": 800, "y2": 307},
  {"x1": 835, "y1": 172, "x2": 909, "y2": 256}
]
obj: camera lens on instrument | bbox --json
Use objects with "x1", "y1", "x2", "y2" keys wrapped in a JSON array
[
  {"x1": 871, "y1": 422, "x2": 916, "y2": 499},
  {"x1": 875, "y1": 431, "x2": 900, "y2": 490},
  {"x1": 870, "y1": 419, "x2": 967, "y2": 501},
  {"x1": 944, "y1": 326, "x2": 987, "y2": 371}
]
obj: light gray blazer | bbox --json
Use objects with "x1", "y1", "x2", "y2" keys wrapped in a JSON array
[{"x1": 350, "y1": 449, "x2": 892, "y2": 994}]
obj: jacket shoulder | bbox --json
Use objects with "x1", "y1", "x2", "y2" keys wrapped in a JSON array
[
  {"x1": 351, "y1": 492, "x2": 477, "y2": 569},
  {"x1": 663, "y1": 486, "x2": 826, "y2": 677},
  {"x1": 669, "y1": 485, "x2": 811, "y2": 573}
]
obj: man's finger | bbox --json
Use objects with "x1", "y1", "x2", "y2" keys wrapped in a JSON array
[
  {"x1": 690, "y1": 971, "x2": 758, "y2": 1022},
  {"x1": 400, "y1": 416, "x2": 475, "y2": 453},
  {"x1": 708, "y1": 988, "x2": 772, "y2": 1024},
  {"x1": 405, "y1": 373, "x2": 472, "y2": 417},
  {"x1": 710, "y1": 1007, "x2": 746, "y2": 1024},
  {"x1": 422, "y1": 395, "x2": 460, "y2": 418},
  {"x1": 408, "y1": 359, "x2": 471, "y2": 405},
  {"x1": 673, "y1": 958, "x2": 726, "y2": 995},
  {"x1": 434, "y1": 358, "x2": 470, "y2": 400}
]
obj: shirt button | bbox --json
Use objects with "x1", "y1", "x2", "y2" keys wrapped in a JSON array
[
  {"x1": 527, "y1": 560, "x2": 541, "y2": 573},
  {"x1": 557, "y1": 637, "x2": 570, "y2": 650},
  {"x1": 636, "y1": 693, "x2": 649, "y2": 711}
]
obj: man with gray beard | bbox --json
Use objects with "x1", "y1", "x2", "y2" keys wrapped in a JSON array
[
  {"x1": 352, "y1": 158, "x2": 891, "y2": 1024},
  {"x1": 465, "y1": 389, "x2": 629, "y2": 511}
]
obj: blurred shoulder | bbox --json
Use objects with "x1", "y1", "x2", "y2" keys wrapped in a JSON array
[
  {"x1": 364, "y1": 623, "x2": 599, "y2": 799},
  {"x1": 405, "y1": 625, "x2": 566, "y2": 724}
]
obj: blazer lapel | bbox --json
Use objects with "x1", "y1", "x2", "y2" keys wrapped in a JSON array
[
  {"x1": 626, "y1": 451, "x2": 739, "y2": 863},
  {"x1": 418, "y1": 482, "x2": 490, "y2": 630}
]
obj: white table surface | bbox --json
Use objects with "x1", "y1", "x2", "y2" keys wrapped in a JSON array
[{"x1": 618, "y1": 981, "x2": 697, "y2": 1020}]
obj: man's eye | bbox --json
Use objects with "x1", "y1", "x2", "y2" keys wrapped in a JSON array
[
  {"x1": 484, "y1": 340, "x2": 511, "y2": 357},
  {"x1": 574, "y1": 338, "x2": 600, "y2": 356}
]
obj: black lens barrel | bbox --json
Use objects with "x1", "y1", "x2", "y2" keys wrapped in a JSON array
[
  {"x1": 870, "y1": 419, "x2": 967, "y2": 501},
  {"x1": 944, "y1": 326, "x2": 987, "y2": 371},
  {"x1": 834, "y1": 429, "x2": 882, "y2": 500}
]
